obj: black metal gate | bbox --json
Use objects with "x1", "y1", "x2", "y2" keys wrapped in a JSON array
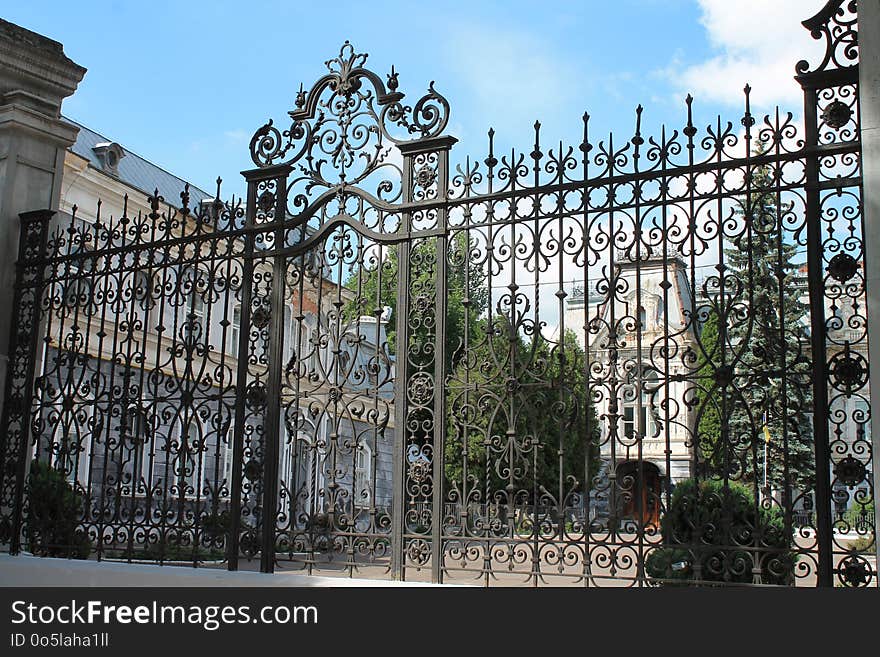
[{"x1": 0, "y1": 0, "x2": 873, "y2": 586}]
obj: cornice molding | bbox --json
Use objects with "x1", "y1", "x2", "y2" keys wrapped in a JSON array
[{"x1": 0, "y1": 19, "x2": 86, "y2": 116}]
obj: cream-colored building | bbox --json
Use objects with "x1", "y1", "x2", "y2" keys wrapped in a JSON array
[
  {"x1": 39, "y1": 118, "x2": 397, "y2": 542},
  {"x1": 564, "y1": 253, "x2": 697, "y2": 522}
]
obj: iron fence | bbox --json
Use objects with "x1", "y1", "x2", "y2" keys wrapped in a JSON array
[{"x1": 0, "y1": 0, "x2": 874, "y2": 586}]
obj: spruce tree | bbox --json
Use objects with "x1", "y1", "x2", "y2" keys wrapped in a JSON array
[
  {"x1": 693, "y1": 310, "x2": 725, "y2": 477},
  {"x1": 712, "y1": 150, "x2": 814, "y2": 494}
]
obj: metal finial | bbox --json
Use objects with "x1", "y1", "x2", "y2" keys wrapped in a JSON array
[
  {"x1": 632, "y1": 105, "x2": 644, "y2": 149},
  {"x1": 741, "y1": 84, "x2": 755, "y2": 131},
  {"x1": 180, "y1": 183, "x2": 190, "y2": 214},
  {"x1": 684, "y1": 94, "x2": 696, "y2": 139}
]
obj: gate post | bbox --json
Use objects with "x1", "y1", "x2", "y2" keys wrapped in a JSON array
[
  {"x1": 394, "y1": 135, "x2": 457, "y2": 583},
  {"x1": 429, "y1": 137, "x2": 456, "y2": 584},
  {"x1": 858, "y1": 0, "x2": 880, "y2": 586},
  {"x1": 0, "y1": 20, "x2": 84, "y2": 437},
  {"x1": 797, "y1": 0, "x2": 865, "y2": 587},
  {"x1": 240, "y1": 163, "x2": 292, "y2": 574},
  {"x1": 0, "y1": 209, "x2": 51, "y2": 553},
  {"x1": 227, "y1": 189, "x2": 256, "y2": 572},
  {"x1": 800, "y1": 74, "x2": 834, "y2": 586}
]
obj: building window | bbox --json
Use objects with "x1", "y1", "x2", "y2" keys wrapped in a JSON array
[
  {"x1": 284, "y1": 305, "x2": 294, "y2": 364},
  {"x1": 132, "y1": 270, "x2": 153, "y2": 330},
  {"x1": 221, "y1": 417, "x2": 234, "y2": 494},
  {"x1": 177, "y1": 420, "x2": 205, "y2": 498},
  {"x1": 623, "y1": 405, "x2": 640, "y2": 440},
  {"x1": 308, "y1": 327, "x2": 320, "y2": 374},
  {"x1": 46, "y1": 394, "x2": 100, "y2": 490},
  {"x1": 354, "y1": 441, "x2": 372, "y2": 508},
  {"x1": 622, "y1": 368, "x2": 659, "y2": 440},
  {"x1": 64, "y1": 245, "x2": 97, "y2": 312},
  {"x1": 121, "y1": 405, "x2": 150, "y2": 494},
  {"x1": 230, "y1": 304, "x2": 242, "y2": 354},
  {"x1": 854, "y1": 399, "x2": 871, "y2": 443},
  {"x1": 181, "y1": 265, "x2": 208, "y2": 326},
  {"x1": 92, "y1": 142, "x2": 126, "y2": 177},
  {"x1": 338, "y1": 350, "x2": 351, "y2": 373}
]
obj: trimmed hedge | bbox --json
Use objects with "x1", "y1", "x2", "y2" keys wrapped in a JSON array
[
  {"x1": 645, "y1": 478, "x2": 795, "y2": 585},
  {"x1": 27, "y1": 460, "x2": 91, "y2": 559}
]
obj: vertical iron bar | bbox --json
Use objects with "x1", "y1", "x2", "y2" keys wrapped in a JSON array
[
  {"x1": 228, "y1": 185, "x2": 257, "y2": 571},
  {"x1": 802, "y1": 83, "x2": 834, "y2": 586},
  {"x1": 391, "y1": 240, "x2": 410, "y2": 579},
  {"x1": 580, "y1": 113, "x2": 592, "y2": 587},
  {"x1": 431, "y1": 145, "x2": 451, "y2": 584},
  {"x1": 260, "y1": 166, "x2": 291, "y2": 574},
  {"x1": 1, "y1": 210, "x2": 51, "y2": 554},
  {"x1": 432, "y1": 231, "x2": 447, "y2": 584}
]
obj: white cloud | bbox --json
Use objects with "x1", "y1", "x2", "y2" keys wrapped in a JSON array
[
  {"x1": 663, "y1": 0, "x2": 825, "y2": 109},
  {"x1": 224, "y1": 129, "x2": 249, "y2": 143},
  {"x1": 442, "y1": 23, "x2": 587, "y2": 137}
]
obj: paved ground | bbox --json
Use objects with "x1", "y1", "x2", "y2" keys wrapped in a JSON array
[
  {"x1": 4, "y1": 531, "x2": 873, "y2": 587},
  {"x1": 0, "y1": 553, "x2": 443, "y2": 587}
]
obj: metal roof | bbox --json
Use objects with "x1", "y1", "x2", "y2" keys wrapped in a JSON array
[{"x1": 63, "y1": 116, "x2": 214, "y2": 208}]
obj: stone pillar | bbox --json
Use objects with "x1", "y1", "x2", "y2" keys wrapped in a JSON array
[
  {"x1": 0, "y1": 20, "x2": 85, "y2": 418},
  {"x1": 858, "y1": 0, "x2": 880, "y2": 584}
]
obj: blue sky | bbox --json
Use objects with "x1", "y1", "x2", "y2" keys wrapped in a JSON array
[{"x1": 6, "y1": 0, "x2": 825, "y2": 198}]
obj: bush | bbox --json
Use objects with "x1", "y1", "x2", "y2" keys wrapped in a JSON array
[
  {"x1": 27, "y1": 460, "x2": 91, "y2": 559},
  {"x1": 848, "y1": 536, "x2": 874, "y2": 554},
  {"x1": 843, "y1": 499, "x2": 874, "y2": 532},
  {"x1": 645, "y1": 478, "x2": 794, "y2": 586},
  {"x1": 201, "y1": 510, "x2": 230, "y2": 543}
]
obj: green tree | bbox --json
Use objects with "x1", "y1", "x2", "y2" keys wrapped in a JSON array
[
  {"x1": 698, "y1": 149, "x2": 814, "y2": 492},
  {"x1": 693, "y1": 310, "x2": 724, "y2": 476},
  {"x1": 343, "y1": 233, "x2": 489, "y2": 361},
  {"x1": 344, "y1": 234, "x2": 600, "y2": 504},
  {"x1": 443, "y1": 324, "x2": 600, "y2": 506}
]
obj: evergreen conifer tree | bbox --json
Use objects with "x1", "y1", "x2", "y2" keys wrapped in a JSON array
[{"x1": 694, "y1": 149, "x2": 814, "y2": 494}]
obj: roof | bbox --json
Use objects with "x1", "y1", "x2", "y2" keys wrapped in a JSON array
[{"x1": 63, "y1": 116, "x2": 214, "y2": 207}]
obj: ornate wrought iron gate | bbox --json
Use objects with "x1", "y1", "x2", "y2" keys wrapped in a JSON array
[{"x1": 0, "y1": 0, "x2": 874, "y2": 586}]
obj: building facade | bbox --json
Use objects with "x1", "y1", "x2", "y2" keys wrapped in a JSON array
[{"x1": 31, "y1": 119, "x2": 398, "y2": 557}]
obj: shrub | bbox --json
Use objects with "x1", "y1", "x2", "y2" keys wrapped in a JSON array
[
  {"x1": 645, "y1": 478, "x2": 794, "y2": 586},
  {"x1": 200, "y1": 510, "x2": 230, "y2": 543},
  {"x1": 843, "y1": 499, "x2": 874, "y2": 532},
  {"x1": 27, "y1": 460, "x2": 91, "y2": 559},
  {"x1": 848, "y1": 535, "x2": 874, "y2": 554}
]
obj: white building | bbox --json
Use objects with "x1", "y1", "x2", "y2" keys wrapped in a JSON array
[
  {"x1": 564, "y1": 252, "x2": 697, "y2": 524},
  {"x1": 35, "y1": 117, "x2": 398, "y2": 555}
]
